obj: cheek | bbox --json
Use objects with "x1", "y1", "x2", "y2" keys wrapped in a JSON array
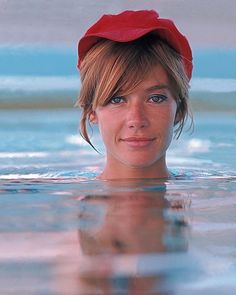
[
  {"x1": 158, "y1": 103, "x2": 177, "y2": 129},
  {"x1": 156, "y1": 104, "x2": 177, "y2": 147},
  {"x1": 170, "y1": 101, "x2": 178, "y2": 120},
  {"x1": 96, "y1": 112, "x2": 117, "y2": 142},
  {"x1": 169, "y1": 102, "x2": 178, "y2": 126}
]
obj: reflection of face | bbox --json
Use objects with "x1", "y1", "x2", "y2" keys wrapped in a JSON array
[
  {"x1": 80, "y1": 191, "x2": 169, "y2": 254},
  {"x1": 92, "y1": 65, "x2": 177, "y2": 179},
  {"x1": 78, "y1": 188, "x2": 188, "y2": 294}
]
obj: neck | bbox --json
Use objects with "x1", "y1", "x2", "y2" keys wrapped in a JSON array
[{"x1": 98, "y1": 156, "x2": 170, "y2": 180}]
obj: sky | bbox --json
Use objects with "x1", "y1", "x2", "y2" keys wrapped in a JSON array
[{"x1": 0, "y1": 0, "x2": 236, "y2": 48}]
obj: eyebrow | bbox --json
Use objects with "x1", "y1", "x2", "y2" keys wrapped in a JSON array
[{"x1": 145, "y1": 84, "x2": 170, "y2": 92}]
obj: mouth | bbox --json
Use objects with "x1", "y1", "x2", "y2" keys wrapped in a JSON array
[{"x1": 120, "y1": 137, "x2": 156, "y2": 148}]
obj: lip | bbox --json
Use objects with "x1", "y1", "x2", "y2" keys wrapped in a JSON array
[{"x1": 120, "y1": 137, "x2": 156, "y2": 147}]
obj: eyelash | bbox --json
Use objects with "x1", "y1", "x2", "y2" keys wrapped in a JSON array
[
  {"x1": 108, "y1": 94, "x2": 167, "y2": 104},
  {"x1": 109, "y1": 96, "x2": 125, "y2": 104},
  {"x1": 149, "y1": 94, "x2": 167, "y2": 103}
]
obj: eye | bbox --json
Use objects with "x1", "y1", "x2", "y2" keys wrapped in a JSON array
[
  {"x1": 149, "y1": 94, "x2": 167, "y2": 103},
  {"x1": 109, "y1": 96, "x2": 125, "y2": 104}
]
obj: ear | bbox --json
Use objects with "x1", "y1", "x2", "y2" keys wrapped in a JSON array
[{"x1": 89, "y1": 111, "x2": 98, "y2": 124}]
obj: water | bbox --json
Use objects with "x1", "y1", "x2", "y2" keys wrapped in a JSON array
[
  {"x1": 0, "y1": 108, "x2": 235, "y2": 294},
  {"x1": 1, "y1": 176, "x2": 236, "y2": 294},
  {"x1": 0, "y1": 46, "x2": 236, "y2": 294}
]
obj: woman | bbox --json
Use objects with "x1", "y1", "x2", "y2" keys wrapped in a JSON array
[{"x1": 77, "y1": 10, "x2": 193, "y2": 180}]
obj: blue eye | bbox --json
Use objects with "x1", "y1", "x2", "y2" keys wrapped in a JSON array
[
  {"x1": 109, "y1": 96, "x2": 125, "y2": 104},
  {"x1": 149, "y1": 94, "x2": 167, "y2": 103}
]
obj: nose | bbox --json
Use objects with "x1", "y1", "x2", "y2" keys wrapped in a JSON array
[{"x1": 126, "y1": 102, "x2": 149, "y2": 129}]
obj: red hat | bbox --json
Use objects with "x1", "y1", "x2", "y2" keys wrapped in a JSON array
[{"x1": 78, "y1": 10, "x2": 193, "y2": 80}]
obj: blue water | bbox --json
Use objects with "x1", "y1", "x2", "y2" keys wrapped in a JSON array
[
  {"x1": 0, "y1": 46, "x2": 236, "y2": 294},
  {"x1": 0, "y1": 46, "x2": 236, "y2": 78},
  {"x1": 0, "y1": 46, "x2": 77, "y2": 76}
]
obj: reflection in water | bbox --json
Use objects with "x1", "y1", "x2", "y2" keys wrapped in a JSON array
[
  {"x1": 64, "y1": 181, "x2": 191, "y2": 294},
  {"x1": 0, "y1": 180, "x2": 194, "y2": 294}
]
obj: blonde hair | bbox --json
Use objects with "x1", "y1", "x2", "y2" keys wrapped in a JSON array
[{"x1": 77, "y1": 34, "x2": 191, "y2": 149}]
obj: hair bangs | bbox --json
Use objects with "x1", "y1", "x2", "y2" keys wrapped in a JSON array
[{"x1": 93, "y1": 39, "x2": 161, "y2": 107}]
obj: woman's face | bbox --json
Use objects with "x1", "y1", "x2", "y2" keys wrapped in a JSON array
[{"x1": 91, "y1": 65, "x2": 177, "y2": 178}]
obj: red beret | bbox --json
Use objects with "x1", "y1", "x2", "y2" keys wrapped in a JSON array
[{"x1": 78, "y1": 10, "x2": 193, "y2": 80}]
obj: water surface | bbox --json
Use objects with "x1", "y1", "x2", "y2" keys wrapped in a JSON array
[{"x1": 0, "y1": 109, "x2": 236, "y2": 294}]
